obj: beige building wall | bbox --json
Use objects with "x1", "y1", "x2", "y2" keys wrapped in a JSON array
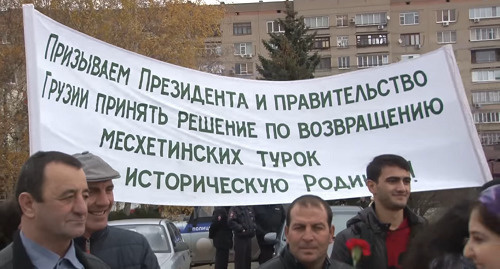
[{"x1": 209, "y1": 0, "x2": 500, "y2": 160}]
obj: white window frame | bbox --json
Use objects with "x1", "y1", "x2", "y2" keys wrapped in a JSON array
[
  {"x1": 304, "y1": 16, "x2": 329, "y2": 29},
  {"x1": 469, "y1": 6, "x2": 500, "y2": 19},
  {"x1": 479, "y1": 132, "x2": 500, "y2": 145},
  {"x1": 400, "y1": 12, "x2": 419, "y2": 25},
  {"x1": 234, "y1": 42, "x2": 252, "y2": 56},
  {"x1": 355, "y1": 12, "x2": 388, "y2": 26},
  {"x1": 472, "y1": 69, "x2": 500, "y2": 82},
  {"x1": 474, "y1": 112, "x2": 500, "y2": 123},
  {"x1": 400, "y1": 33, "x2": 420, "y2": 46},
  {"x1": 338, "y1": 56, "x2": 350, "y2": 69},
  {"x1": 470, "y1": 27, "x2": 500, "y2": 41},
  {"x1": 336, "y1": 15, "x2": 348, "y2": 27},
  {"x1": 437, "y1": 31, "x2": 457, "y2": 44},
  {"x1": 437, "y1": 9, "x2": 456, "y2": 22},
  {"x1": 235, "y1": 63, "x2": 249, "y2": 75},
  {"x1": 472, "y1": 90, "x2": 500, "y2": 105},
  {"x1": 337, "y1": 36, "x2": 349, "y2": 48},
  {"x1": 356, "y1": 34, "x2": 388, "y2": 47},
  {"x1": 267, "y1": 21, "x2": 284, "y2": 33},
  {"x1": 357, "y1": 54, "x2": 389, "y2": 68}
]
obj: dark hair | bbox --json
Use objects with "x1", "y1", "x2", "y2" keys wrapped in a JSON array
[
  {"x1": 401, "y1": 199, "x2": 473, "y2": 269},
  {"x1": 366, "y1": 154, "x2": 410, "y2": 182},
  {"x1": 15, "y1": 151, "x2": 82, "y2": 202},
  {"x1": 286, "y1": 195, "x2": 332, "y2": 227},
  {"x1": 474, "y1": 202, "x2": 500, "y2": 236}
]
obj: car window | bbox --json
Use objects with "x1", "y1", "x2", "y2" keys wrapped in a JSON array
[
  {"x1": 167, "y1": 222, "x2": 184, "y2": 244},
  {"x1": 332, "y1": 212, "x2": 357, "y2": 236},
  {"x1": 116, "y1": 224, "x2": 172, "y2": 253}
]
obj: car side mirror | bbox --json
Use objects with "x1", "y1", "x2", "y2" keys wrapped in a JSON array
[
  {"x1": 264, "y1": 232, "x2": 278, "y2": 244},
  {"x1": 174, "y1": 241, "x2": 190, "y2": 252}
]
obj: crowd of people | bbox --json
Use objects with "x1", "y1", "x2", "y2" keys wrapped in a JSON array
[{"x1": 0, "y1": 151, "x2": 499, "y2": 269}]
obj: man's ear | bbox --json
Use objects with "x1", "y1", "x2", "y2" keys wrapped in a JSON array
[
  {"x1": 18, "y1": 192, "x2": 36, "y2": 218},
  {"x1": 366, "y1": 179, "x2": 377, "y2": 195},
  {"x1": 285, "y1": 225, "x2": 289, "y2": 238}
]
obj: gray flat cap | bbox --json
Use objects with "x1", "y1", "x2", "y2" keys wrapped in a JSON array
[{"x1": 73, "y1": 151, "x2": 120, "y2": 182}]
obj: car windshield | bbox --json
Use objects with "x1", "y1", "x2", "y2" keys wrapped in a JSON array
[
  {"x1": 332, "y1": 211, "x2": 357, "y2": 236},
  {"x1": 116, "y1": 224, "x2": 172, "y2": 253}
]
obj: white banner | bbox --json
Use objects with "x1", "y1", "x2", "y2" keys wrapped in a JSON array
[{"x1": 23, "y1": 4, "x2": 491, "y2": 206}]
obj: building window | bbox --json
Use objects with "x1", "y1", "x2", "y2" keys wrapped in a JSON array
[
  {"x1": 357, "y1": 54, "x2": 389, "y2": 68},
  {"x1": 400, "y1": 33, "x2": 420, "y2": 46},
  {"x1": 437, "y1": 9, "x2": 456, "y2": 22},
  {"x1": 355, "y1": 12, "x2": 388, "y2": 26},
  {"x1": 234, "y1": 42, "x2": 253, "y2": 56},
  {"x1": 318, "y1": 57, "x2": 331, "y2": 70},
  {"x1": 469, "y1": 6, "x2": 500, "y2": 19},
  {"x1": 304, "y1": 16, "x2": 329, "y2": 29},
  {"x1": 267, "y1": 21, "x2": 284, "y2": 33},
  {"x1": 472, "y1": 90, "x2": 500, "y2": 104},
  {"x1": 204, "y1": 42, "x2": 222, "y2": 57},
  {"x1": 313, "y1": 36, "x2": 330, "y2": 49},
  {"x1": 479, "y1": 132, "x2": 500, "y2": 145},
  {"x1": 356, "y1": 34, "x2": 388, "y2": 47},
  {"x1": 472, "y1": 49, "x2": 500, "y2": 64},
  {"x1": 235, "y1": 63, "x2": 252, "y2": 75},
  {"x1": 470, "y1": 27, "x2": 500, "y2": 41},
  {"x1": 472, "y1": 69, "x2": 500, "y2": 82},
  {"x1": 233, "y1": 22, "x2": 251, "y2": 35},
  {"x1": 401, "y1": 54, "x2": 420, "y2": 61},
  {"x1": 437, "y1": 31, "x2": 457, "y2": 43},
  {"x1": 338, "y1": 56, "x2": 350, "y2": 69},
  {"x1": 400, "y1": 12, "x2": 419, "y2": 25},
  {"x1": 474, "y1": 112, "x2": 500, "y2": 123},
  {"x1": 337, "y1": 36, "x2": 349, "y2": 48},
  {"x1": 336, "y1": 15, "x2": 348, "y2": 27}
]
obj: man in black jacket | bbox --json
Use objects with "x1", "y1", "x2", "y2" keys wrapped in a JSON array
[
  {"x1": 331, "y1": 154, "x2": 426, "y2": 269},
  {"x1": 0, "y1": 151, "x2": 108, "y2": 269},
  {"x1": 254, "y1": 204, "x2": 285, "y2": 264},
  {"x1": 209, "y1": 206, "x2": 233, "y2": 269},
  {"x1": 73, "y1": 151, "x2": 160, "y2": 269},
  {"x1": 228, "y1": 206, "x2": 256, "y2": 269},
  {"x1": 259, "y1": 195, "x2": 352, "y2": 269}
]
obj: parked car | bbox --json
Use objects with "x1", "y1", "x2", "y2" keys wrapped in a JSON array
[
  {"x1": 173, "y1": 206, "x2": 260, "y2": 266},
  {"x1": 109, "y1": 218, "x2": 191, "y2": 269},
  {"x1": 265, "y1": 205, "x2": 363, "y2": 256}
]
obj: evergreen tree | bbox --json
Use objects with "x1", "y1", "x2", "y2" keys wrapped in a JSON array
[{"x1": 257, "y1": 1, "x2": 320, "y2": 80}]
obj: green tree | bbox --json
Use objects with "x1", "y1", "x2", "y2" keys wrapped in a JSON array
[{"x1": 257, "y1": 1, "x2": 319, "y2": 81}]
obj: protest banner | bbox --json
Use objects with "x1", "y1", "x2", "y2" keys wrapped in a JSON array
[{"x1": 23, "y1": 4, "x2": 491, "y2": 205}]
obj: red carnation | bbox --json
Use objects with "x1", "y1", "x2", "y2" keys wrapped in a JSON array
[{"x1": 346, "y1": 238, "x2": 371, "y2": 267}]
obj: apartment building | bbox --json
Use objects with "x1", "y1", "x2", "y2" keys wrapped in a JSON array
[{"x1": 206, "y1": 0, "x2": 500, "y2": 160}]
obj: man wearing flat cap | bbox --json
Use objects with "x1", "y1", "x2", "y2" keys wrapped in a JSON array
[{"x1": 73, "y1": 151, "x2": 160, "y2": 269}]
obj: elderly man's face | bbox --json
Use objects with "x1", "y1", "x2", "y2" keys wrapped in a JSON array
[
  {"x1": 32, "y1": 162, "x2": 89, "y2": 240},
  {"x1": 85, "y1": 180, "x2": 114, "y2": 236},
  {"x1": 285, "y1": 204, "x2": 334, "y2": 268}
]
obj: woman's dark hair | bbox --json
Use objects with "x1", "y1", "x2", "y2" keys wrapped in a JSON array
[{"x1": 401, "y1": 199, "x2": 473, "y2": 269}]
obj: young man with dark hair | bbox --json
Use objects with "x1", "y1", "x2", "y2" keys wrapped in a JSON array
[
  {"x1": 0, "y1": 151, "x2": 108, "y2": 269},
  {"x1": 260, "y1": 195, "x2": 352, "y2": 269},
  {"x1": 331, "y1": 154, "x2": 426, "y2": 269},
  {"x1": 73, "y1": 151, "x2": 159, "y2": 269}
]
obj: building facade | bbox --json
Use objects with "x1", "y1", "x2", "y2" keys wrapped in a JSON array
[{"x1": 205, "y1": 0, "x2": 500, "y2": 161}]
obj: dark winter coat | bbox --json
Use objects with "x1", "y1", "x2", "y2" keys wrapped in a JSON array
[
  {"x1": 331, "y1": 204, "x2": 426, "y2": 269},
  {"x1": 253, "y1": 204, "x2": 285, "y2": 245},
  {"x1": 259, "y1": 245, "x2": 353, "y2": 269},
  {"x1": 227, "y1": 206, "x2": 256, "y2": 238},
  {"x1": 75, "y1": 226, "x2": 160, "y2": 269},
  {"x1": 209, "y1": 206, "x2": 233, "y2": 249},
  {"x1": 0, "y1": 231, "x2": 109, "y2": 269}
]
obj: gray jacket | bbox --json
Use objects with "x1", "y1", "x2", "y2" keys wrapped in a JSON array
[
  {"x1": 75, "y1": 226, "x2": 160, "y2": 269},
  {"x1": 260, "y1": 245, "x2": 353, "y2": 269},
  {"x1": 331, "y1": 204, "x2": 426, "y2": 269},
  {"x1": 0, "y1": 232, "x2": 109, "y2": 269}
]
